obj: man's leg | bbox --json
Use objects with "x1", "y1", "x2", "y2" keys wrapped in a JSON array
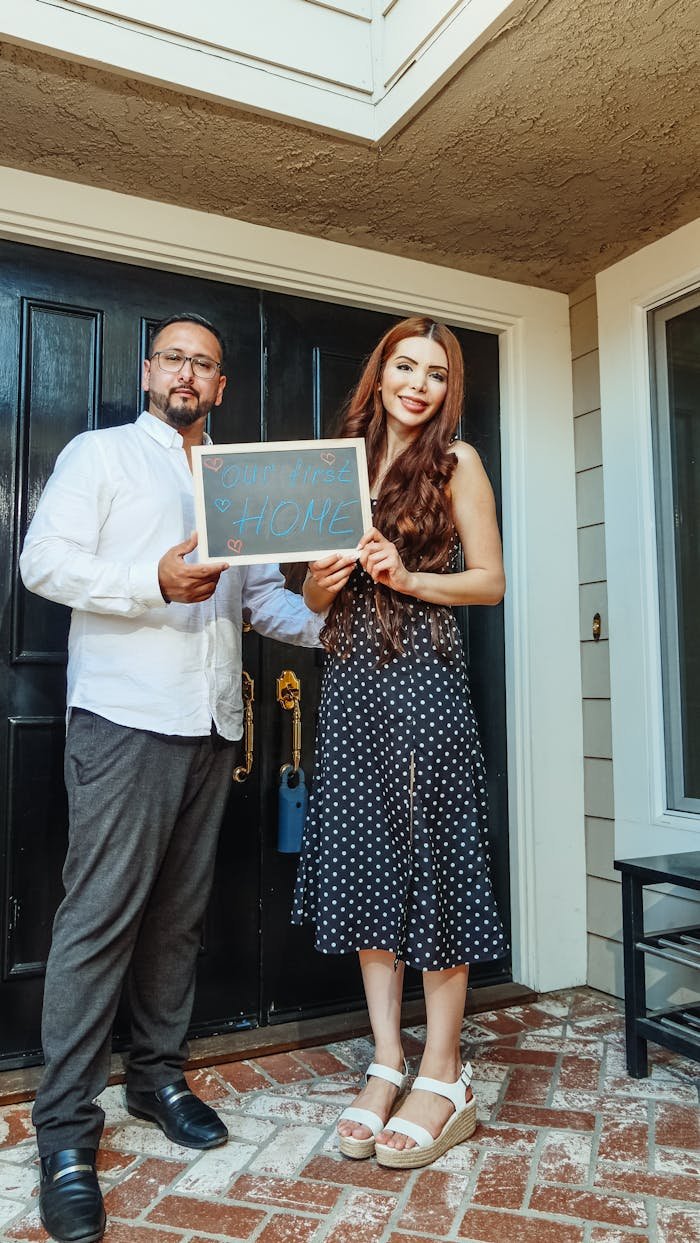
[
  {"x1": 121, "y1": 730, "x2": 235, "y2": 1150},
  {"x1": 125, "y1": 729, "x2": 236, "y2": 1091},
  {"x1": 33, "y1": 711, "x2": 199, "y2": 1156}
]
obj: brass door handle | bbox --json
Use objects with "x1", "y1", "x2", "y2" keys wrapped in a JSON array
[
  {"x1": 276, "y1": 669, "x2": 302, "y2": 772},
  {"x1": 233, "y1": 671, "x2": 255, "y2": 783}
]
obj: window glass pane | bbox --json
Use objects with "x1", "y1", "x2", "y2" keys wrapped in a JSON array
[{"x1": 653, "y1": 294, "x2": 700, "y2": 809}]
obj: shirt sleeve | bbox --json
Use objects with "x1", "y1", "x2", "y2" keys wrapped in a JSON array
[
  {"x1": 241, "y1": 563, "x2": 324, "y2": 648},
  {"x1": 19, "y1": 433, "x2": 164, "y2": 616}
]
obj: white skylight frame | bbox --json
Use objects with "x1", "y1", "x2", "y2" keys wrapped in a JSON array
[{"x1": 0, "y1": 0, "x2": 527, "y2": 143}]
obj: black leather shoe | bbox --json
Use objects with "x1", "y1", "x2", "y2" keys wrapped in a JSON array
[
  {"x1": 39, "y1": 1148, "x2": 105, "y2": 1243},
  {"x1": 126, "y1": 1080, "x2": 228, "y2": 1149}
]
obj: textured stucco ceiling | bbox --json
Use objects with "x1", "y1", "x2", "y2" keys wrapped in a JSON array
[{"x1": 1, "y1": 0, "x2": 698, "y2": 291}]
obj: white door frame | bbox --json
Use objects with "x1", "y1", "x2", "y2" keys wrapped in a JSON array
[
  {"x1": 597, "y1": 217, "x2": 700, "y2": 859},
  {"x1": 0, "y1": 164, "x2": 586, "y2": 991}
]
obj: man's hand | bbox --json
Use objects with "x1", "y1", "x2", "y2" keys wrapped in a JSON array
[
  {"x1": 307, "y1": 552, "x2": 357, "y2": 597},
  {"x1": 302, "y1": 552, "x2": 356, "y2": 613},
  {"x1": 158, "y1": 532, "x2": 228, "y2": 604}
]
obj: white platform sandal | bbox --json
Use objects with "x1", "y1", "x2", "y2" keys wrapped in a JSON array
[
  {"x1": 337, "y1": 1061, "x2": 409, "y2": 1159},
  {"x1": 375, "y1": 1062, "x2": 477, "y2": 1168}
]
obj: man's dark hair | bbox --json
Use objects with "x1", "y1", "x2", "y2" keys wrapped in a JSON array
[{"x1": 149, "y1": 313, "x2": 226, "y2": 365}]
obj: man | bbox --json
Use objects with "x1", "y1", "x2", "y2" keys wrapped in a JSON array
[{"x1": 20, "y1": 313, "x2": 321, "y2": 1243}]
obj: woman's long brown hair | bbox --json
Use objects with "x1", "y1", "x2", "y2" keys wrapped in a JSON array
[{"x1": 321, "y1": 316, "x2": 465, "y2": 665}]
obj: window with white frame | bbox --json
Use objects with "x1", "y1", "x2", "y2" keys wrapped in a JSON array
[{"x1": 652, "y1": 289, "x2": 700, "y2": 813}]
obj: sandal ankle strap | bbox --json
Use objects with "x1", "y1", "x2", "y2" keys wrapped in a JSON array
[
  {"x1": 366, "y1": 1060, "x2": 408, "y2": 1089},
  {"x1": 412, "y1": 1062, "x2": 473, "y2": 1110}
]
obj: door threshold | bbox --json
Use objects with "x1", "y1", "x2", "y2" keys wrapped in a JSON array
[{"x1": 0, "y1": 981, "x2": 534, "y2": 1107}]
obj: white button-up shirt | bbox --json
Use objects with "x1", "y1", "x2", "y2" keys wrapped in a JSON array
[{"x1": 20, "y1": 412, "x2": 322, "y2": 740}]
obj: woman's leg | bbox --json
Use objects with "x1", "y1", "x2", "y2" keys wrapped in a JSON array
[
  {"x1": 337, "y1": 949, "x2": 406, "y2": 1140},
  {"x1": 376, "y1": 963, "x2": 470, "y2": 1150}
]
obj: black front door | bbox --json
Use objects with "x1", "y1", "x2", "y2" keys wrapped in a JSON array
[{"x1": 0, "y1": 239, "x2": 510, "y2": 1067}]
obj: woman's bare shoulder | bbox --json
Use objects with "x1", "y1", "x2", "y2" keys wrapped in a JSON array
[{"x1": 450, "y1": 440, "x2": 485, "y2": 472}]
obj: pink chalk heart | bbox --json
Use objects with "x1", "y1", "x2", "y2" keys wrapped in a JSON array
[
  {"x1": 227, "y1": 539, "x2": 244, "y2": 554},
  {"x1": 321, "y1": 451, "x2": 336, "y2": 465},
  {"x1": 203, "y1": 457, "x2": 223, "y2": 471}
]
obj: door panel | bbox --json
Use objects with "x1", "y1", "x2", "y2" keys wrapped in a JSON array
[
  {"x1": 4, "y1": 717, "x2": 67, "y2": 978},
  {"x1": 14, "y1": 301, "x2": 101, "y2": 662},
  {"x1": 455, "y1": 334, "x2": 510, "y2": 953}
]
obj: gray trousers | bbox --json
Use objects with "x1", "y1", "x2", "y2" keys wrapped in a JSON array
[{"x1": 33, "y1": 709, "x2": 236, "y2": 1156}]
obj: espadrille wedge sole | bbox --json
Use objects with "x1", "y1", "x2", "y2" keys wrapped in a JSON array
[
  {"x1": 337, "y1": 1060, "x2": 409, "y2": 1160},
  {"x1": 375, "y1": 1063, "x2": 477, "y2": 1170}
]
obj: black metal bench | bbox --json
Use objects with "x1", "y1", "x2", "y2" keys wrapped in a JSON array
[{"x1": 614, "y1": 852, "x2": 700, "y2": 1077}]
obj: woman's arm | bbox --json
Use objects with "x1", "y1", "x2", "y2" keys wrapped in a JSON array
[
  {"x1": 359, "y1": 442, "x2": 505, "y2": 606},
  {"x1": 303, "y1": 552, "x2": 357, "y2": 613}
]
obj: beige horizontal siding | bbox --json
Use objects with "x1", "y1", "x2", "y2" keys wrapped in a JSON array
[
  {"x1": 576, "y1": 466, "x2": 605, "y2": 527},
  {"x1": 570, "y1": 281, "x2": 619, "y2": 995},
  {"x1": 577, "y1": 524, "x2": 607, "y2": 584},
  {"x1": 582, "y1": 700, "x2": 612, "y2": 759}
]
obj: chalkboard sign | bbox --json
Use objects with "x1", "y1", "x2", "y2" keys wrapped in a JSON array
[{"x1": 192, "y1": 438, "x2": 372, "y2": 565}]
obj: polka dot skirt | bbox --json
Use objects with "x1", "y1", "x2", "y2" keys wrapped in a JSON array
[{"x1": 291, "y1": 556, "x2": 507, "y2": 972}]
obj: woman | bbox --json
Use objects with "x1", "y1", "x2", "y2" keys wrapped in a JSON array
[{"x1": 291, "y1": 316, "x2": 506, "y2": 1169}]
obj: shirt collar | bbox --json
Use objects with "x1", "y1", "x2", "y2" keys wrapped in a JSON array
[{"x1": 136, "y1": 410, "x2": 213, "y2": 447}]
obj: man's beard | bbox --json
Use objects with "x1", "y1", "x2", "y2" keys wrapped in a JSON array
[{"x1": 149, "y1": 387, "x2": 210, "y2": 428}]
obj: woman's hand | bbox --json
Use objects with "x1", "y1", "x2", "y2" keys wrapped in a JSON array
[
  {"x1": 358, "y1": 527, "x2": 413, "y2": 594},
  {"x1": 304, "y1": 552, "x2": 357, "y2": 611}
]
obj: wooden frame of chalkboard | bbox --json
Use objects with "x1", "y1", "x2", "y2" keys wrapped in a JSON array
[{"x1": 192, "y1": 438, "x2": 372, "y2": 565}]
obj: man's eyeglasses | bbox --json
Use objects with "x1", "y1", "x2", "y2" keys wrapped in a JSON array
[{"x1": 151, "y1": 349, "x2": 222, "y2": 380}]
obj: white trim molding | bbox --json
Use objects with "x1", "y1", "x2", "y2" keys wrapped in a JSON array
[
  {"x1": 0, "y1": 164, "x2": 586, "y2": 991},
  {"x1": 0, "y1": 0, "x2": 528, "y2": 143},
  {"x1": 597, "y1": 217, "x2": 700, "y2": 860}
]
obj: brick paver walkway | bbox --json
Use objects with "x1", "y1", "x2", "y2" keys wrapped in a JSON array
[{"x1": 0, "y1": 989, "x2": 698, "y2": 1242}]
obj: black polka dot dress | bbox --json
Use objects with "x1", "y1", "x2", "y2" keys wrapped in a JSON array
[{"x1": 291, "y1": 544, "x2": 507, "y2": 972}]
